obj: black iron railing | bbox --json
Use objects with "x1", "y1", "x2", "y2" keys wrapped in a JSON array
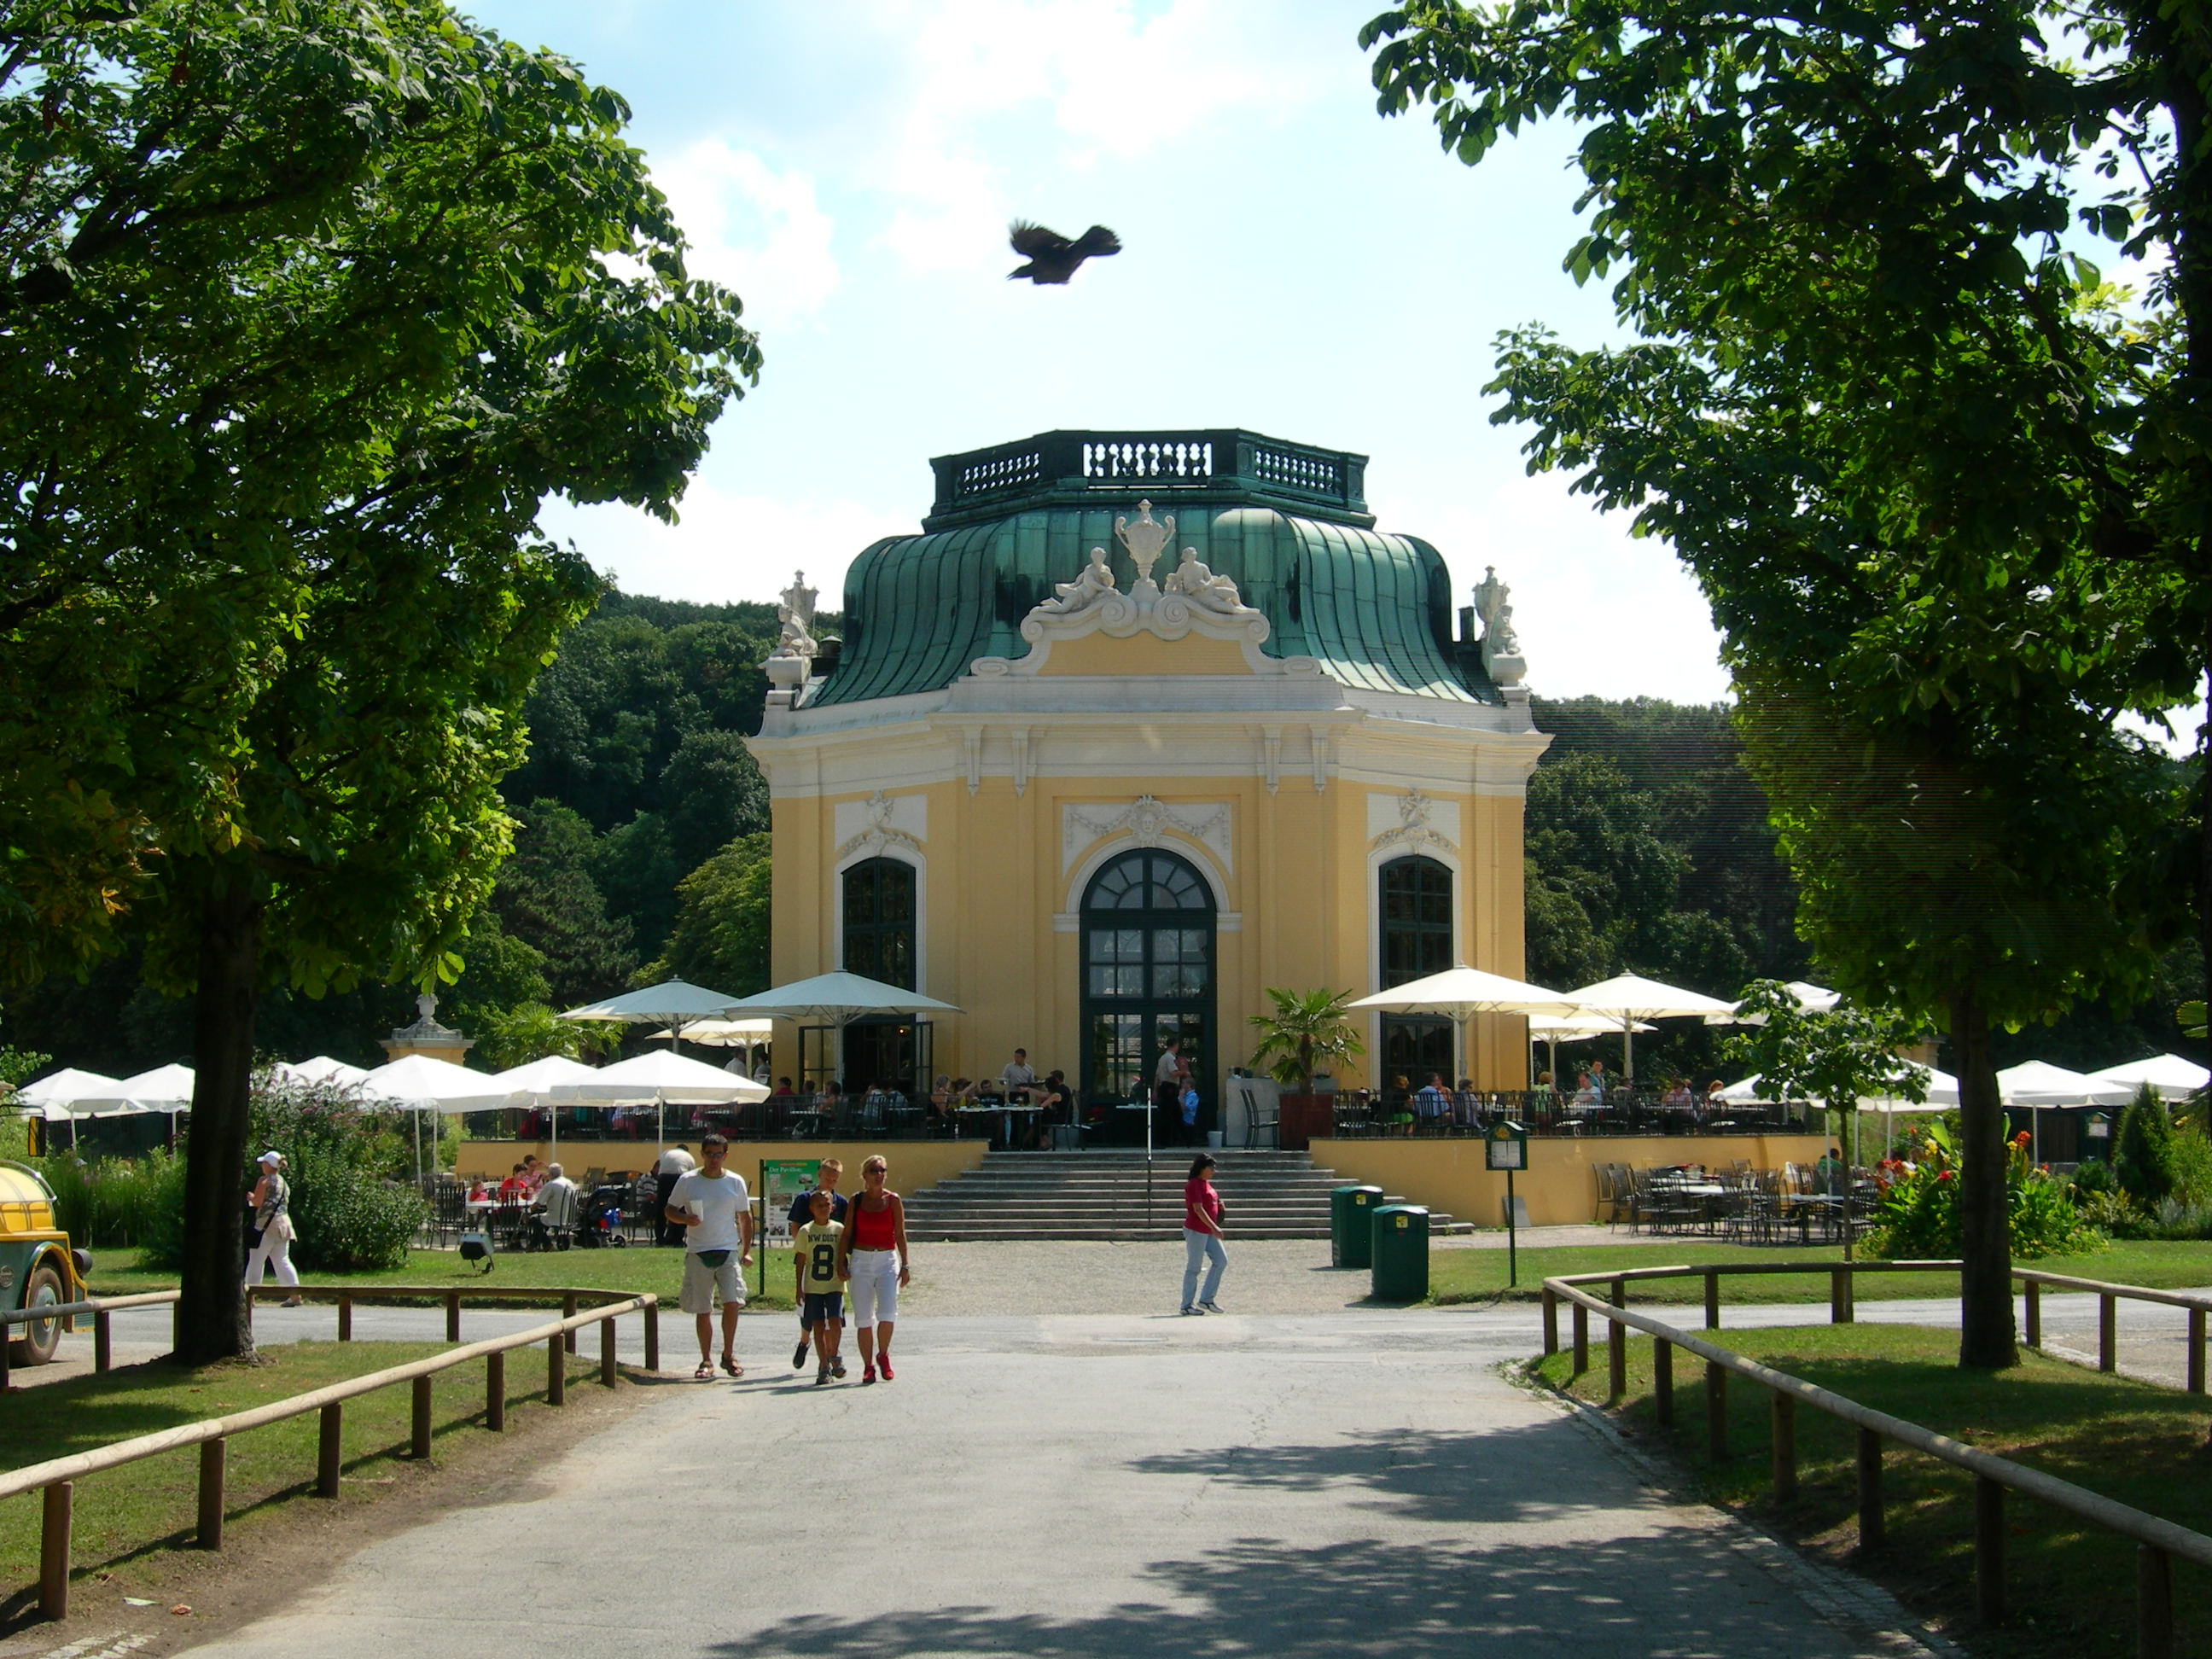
[{"x1": 924, "y1": 428, "x2": 1370, "y2": 527}]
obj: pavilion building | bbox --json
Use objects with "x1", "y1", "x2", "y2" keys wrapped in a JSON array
[{"x1": 744, "y1": 428, "x2": 1551, "y2": 1124}]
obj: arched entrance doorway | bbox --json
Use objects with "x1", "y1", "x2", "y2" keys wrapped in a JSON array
[{"x1": 1079, "y1": 847, "x2": 1217, "y2": 1140}]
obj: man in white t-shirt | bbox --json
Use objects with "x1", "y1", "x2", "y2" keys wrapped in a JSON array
[
  {"x1": 654, "y1": 1142, "x2": 697, "y2": 1247},
  {"x1": 666, "y1": 1132, "x2": 752, "y2": 1377}
]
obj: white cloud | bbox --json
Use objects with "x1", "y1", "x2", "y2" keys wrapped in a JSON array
[
  {"x1": 652, "y1": 140, "x2": 838, "y2": 329},
  {"x1": 538, "y1": 486, "x2": 906, "y2": 611},
  {"x1": 1381, "y1": 470, "x2": 1734, "y2": 707}
]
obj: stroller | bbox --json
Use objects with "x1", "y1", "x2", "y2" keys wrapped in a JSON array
[{"x1": 571, "y1": 1184, "x2": 632, "y2": 1249}]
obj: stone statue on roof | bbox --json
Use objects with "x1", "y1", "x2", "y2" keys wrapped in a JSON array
[
  {"x1": 1038, "y1": 545, "x2": 1118, "y2": 616},
  {"x1": 1164, "y1": 547, "x2": 1247, "y2": 616},
  {"x1": 775, "y1": 569, "x2": 818, "y2": 660},
  {"x1": 1471, "y1": 564, "x2": 1527, "y2": 687},
  {"x1": 1114, "y1": 500, "x2": 1173, "y2": 586}
]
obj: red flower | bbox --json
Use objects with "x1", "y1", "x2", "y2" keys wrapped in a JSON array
[{"x1": 1936, "y1": 1169, "x2": 1955, "y2": 1184}]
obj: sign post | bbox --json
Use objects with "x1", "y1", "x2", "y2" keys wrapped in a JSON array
[
  {"x1": 758, "y1": 1159, "x2": 818, "y2": 1298},
  {"x1": 1486, "y1": 1121, "x2": 1528, "y2": 1288}
]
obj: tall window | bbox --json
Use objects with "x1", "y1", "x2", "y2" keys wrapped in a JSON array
[
  {"x1": 842, "y1": 858, "x2": 916, "y2": 990},
  {"x1": 1080, "y1": 849, "x2": 1216, "y2": 1114},
  {"x1": 1379, "y1": 855, "x2": 1453, "y2": 1083}
]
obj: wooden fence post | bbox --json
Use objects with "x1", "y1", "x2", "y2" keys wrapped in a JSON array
[
  {"x1": 196, "y1": 1437, "x2": 225, "y2": 1549},
  {"x1": 601, "y1": 1315, "x2": 618, "y2": 1388},
  {"x1": 643, "y1": 1301, "x2": 660, "y2": 1373},
  {"x1": 1975, "y1": 1476, "x2": 2006, "y2": 1627},
  {"x1": 337, "y1": 1294, "x2": 352, "y2": 1342},
  {"x1": 1830, "y1": 1267, "x2": 1852, "y2": 1324},
  {"x1": 1653, "y1": 1338, "x2": 1674, "y2": 1427},
  {"x1": 1770, "y1": 1392, "x2": 1796, "y2": 1503},
  {"x1": 548, "y1": 1333, "x2": 566, "y2": 1406},
  {"x1": 38, "y1": 1481, "x2": 71, "y2": 1621},
  {"x1": 1703, "y1": 1270, "x2": 1720, "y2": 1331},
  {"x1": 1606, "y1": 1314, "x2": 1626, "y2": 1400},
  {"x1": 94, "y1": 1308, "x2": 112, "y2": 1373},
  {"x1": 445, "y1": 1292, "x2": 462, "y2": 1344},
  {"x1": 1705, "y1": 1361, "x2": 1727, "y2": 1462},
  {"x1": 486, "y1": 1348, "x2": 506, "y2": 1431},
  {"x1": 1571, "y1": 1302, "x2": 1588, "y2": 1375},
  {"x1": 2189, "y1": 1308, "x2": 2205, "y2": 1397},
  {"x1": 2100, "y1": 1294, "x2": 2117, "y2": 1373},
  {"x1": 563, "y1": 1293, "x2": 579, "y2": 1354},
  {"x1": 317, "y1": 1403, "x2": 343, "y2": 1497},
  {"x1": 2023, "y1": 1278, "x2": 2040, "y2": 1348},
  {"x1": 2138, "y1": 1544, "x2": 2174, "y2": 1659},
  {"x1": 411, "y1": 1376, "x2": 434, "y2": 1460},
  {"x1": 1856, "y1": 1429, "x2": 1883, "y2": 1551},
  {"x1": 1541, "y1": 1287, "x2": 1558, "y2": 1356}
]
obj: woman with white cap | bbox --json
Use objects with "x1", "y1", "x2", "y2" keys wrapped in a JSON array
[{"x1": 244, "y1": 1150, "x2": 302, "y2": 1306}]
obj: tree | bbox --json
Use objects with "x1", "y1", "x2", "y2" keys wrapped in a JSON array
[
  {"x1": 495, "y1": 801, "x2": 639, "y2": 1007},
  {"x1": 1363, "y1": 0, "x2": 2199, "y2": 1369},
  {"x1": 3, "y1": 3, "x2": 759, "y2": 1359},
  {"x1": 1248, "y1": 988, "x2": 1367, "y2": 1093},
  {"x1": 2113, "y1": 1087, "x2": 2181, "y2": 1207},
  {"x1": 649, "y1": 832, "x2": 773, "y2": 996}
]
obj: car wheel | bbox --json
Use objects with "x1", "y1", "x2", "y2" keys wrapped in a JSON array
[{"x1": 9, "y1": 1264, "x2": 66, "y2": 1365}]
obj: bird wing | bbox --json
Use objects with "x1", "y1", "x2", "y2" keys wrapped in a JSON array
[
  {"x1": 1074, "y1": 225, "x2": 1122, "y2": 258},
  {"x1": 1010, "y1": 220, "x2": 1074, "y2": 257}
]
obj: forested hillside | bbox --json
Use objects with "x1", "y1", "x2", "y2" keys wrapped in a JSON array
[{"x1": 5, "y1": 627, "x2": 2192, "y2": 1080}]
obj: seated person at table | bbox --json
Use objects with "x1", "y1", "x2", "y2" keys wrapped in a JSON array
[
  {"x1": 521, "y1": 1155, "x2": 545, "y2": 1192},
  {"x1": 498, "y1": 1163, "x2": 530, "y2": 1197},
  {"x1": 1412, "y1": 1074, "x2": 1450, "y2": 1128},
  {"x1": 1573, "y1": 1071, "x2": 1602, "y2": 1109},
  {"x1": 467, "y1": 1177, "x2": 492, "y2": 1204},
  {"x1": 1662, "y1": 1078, "x2": 1694, "y2": 1111},
  {"x1": 533, "y1": 1162, "x2": 579, "y2": 1249},
  {"x1": 791, "y1": 1190, "x2": 847, "y2": 1384},
  {"x1": 1531, "y1": 1070, "x2": 1556, "y2": 1103},
  {"x1": 1813, "y1": 1146, "x2": 1848, "y2": 1193},
  {"x1": 772, "y1": 1077, "x2": 796, "y2": 1098},
  {"x1": 1032, "y1": 1070, "x2": 1071, "y2": 1146}
]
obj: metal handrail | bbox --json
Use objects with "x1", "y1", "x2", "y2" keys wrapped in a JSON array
[
  {"x1": 1541, "y1": 1261, "x2": 2209, "y2": 1653},
  {"x1": 4, "y1": 1287, "x2": 661, "y2": 1622}
]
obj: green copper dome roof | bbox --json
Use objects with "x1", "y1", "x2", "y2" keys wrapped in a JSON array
[{"x1": 809, "y1": 429, "x2": 1499, "y2": 708}]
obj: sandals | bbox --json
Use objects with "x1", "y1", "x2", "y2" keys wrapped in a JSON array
[
  {"x1": 694, "y1": 1361, "x2": 715, "y2": 1380},
  {"x1": 720, "y1": 1354, "x2": 743, "y2": 1378}
]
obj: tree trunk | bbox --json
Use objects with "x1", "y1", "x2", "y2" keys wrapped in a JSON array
[
  {"x1": 1949, "y1": 990, "x2": 2016, "y2": 1370},
  {"x1": 175, "y1": 883, "x2": 263, "y2": 1365}
]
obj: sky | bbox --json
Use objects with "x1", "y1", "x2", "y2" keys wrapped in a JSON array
[{"x1": 463, "y1": 0, "x2": 1733, "y2": 703}]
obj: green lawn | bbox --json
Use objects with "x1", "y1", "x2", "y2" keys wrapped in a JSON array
[
  {"x1": 0, "y1": 1341, "x2": 618, "y2": 1613},
  {"x1": 1430, "y1": 1237, "x2": 2212, "y2": 1307},
  {"x1": 1536, "y1": 1324, "x2": 2212, "y2": 1659},
  {"x1": 85, "y1": 1245, "x2": 795, "y2": 1311}
]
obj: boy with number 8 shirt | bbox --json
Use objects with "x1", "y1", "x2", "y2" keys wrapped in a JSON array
[{"x1": 791, "y1": 1189, "x2": 847, "y2": 1384}]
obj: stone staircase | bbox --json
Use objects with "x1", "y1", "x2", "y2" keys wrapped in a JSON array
[{"x1": 902, "y1": 1149, "x2": 1468, "y2": 1241}]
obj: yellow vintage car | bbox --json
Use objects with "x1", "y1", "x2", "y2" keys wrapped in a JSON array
[{"x1": 1, "y1": 1161, "x2": 90, "y2": 1365}]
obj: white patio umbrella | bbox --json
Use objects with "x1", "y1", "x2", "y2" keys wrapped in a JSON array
[
  {"x1": 2088, "y1": 1053, "x2": 2210, "y2": 1103},
  {"x1": 273, "y1": 1055, "x2": 371, "y2": 1088},
  {"x1": 73, "y1": 1063, "x2": 195, "y2": 1146},
  {"x1": 358, "y1": 1055, "x2": 511, "y2": 1185},
  {"x1": 14, "y1": 1068, "x2": 126, "y2": 1146},
  {"x1": 552, "y1": 1050, "x2": 769, "y2": 1150},
  {"x1": 557, "y1": 979, "x2": 747, "y2": 1059},
  {"x1": 1711, "y1": 980, "x2": 1842, "y2": 1024},
  {"x1": 1562, "y1": 973, "x2": 1740, "y2": 1085},
  {"x1": 720, "y1": 971, "x2": 963, "y2": 1089},
  {"x1": 486, "y1": 1055, "x2": 601, "y2": 1164},
  {"x1": 1351, "y1": 964, "x2": 1585, "y2": 1086},
  {"x1": 1998, "y1": 1059, "x2": 2134, "y2": 1164},
  {"x1": 652, "y1": 1017, "x2": 776, "y2": 1046}
]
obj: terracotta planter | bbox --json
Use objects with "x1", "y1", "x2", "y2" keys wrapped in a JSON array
[{"x1": 1278, "y1": 1093, "x2": 1334, "y2": 1151}]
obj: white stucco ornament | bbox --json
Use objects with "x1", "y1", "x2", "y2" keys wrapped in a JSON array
[
  {"x1": 1369, "y1": 787, "x2": 1458, "y2": 854},
  {"x1": 967, "y1": 504, "x2": 1321, "y2": 679},
  {"x1": 765, "y1": 568, "x2": 820, "y2": 703},
  {"x1": 1062, "y1": 796, "x2": 1235, "y2": 875},
  {"x1": 835, "y1": 789, "x2": 926, "y2": 859},
  {"x1": 1471, "y1": 565, "x2": 1527, "y2": 688}
]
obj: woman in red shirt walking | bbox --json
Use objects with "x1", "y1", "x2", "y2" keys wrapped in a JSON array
[{"x1": 1180, "y1": 1153, "x2": 1227, "y2": 1315}]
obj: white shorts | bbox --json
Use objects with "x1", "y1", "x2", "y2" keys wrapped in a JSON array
[
  {"x1": 846, "y1": 1249, "x2": 900, "y2": 1328},
  {"x1": 680, "y1": 1250, "x2": 748, "y2": 1314}
]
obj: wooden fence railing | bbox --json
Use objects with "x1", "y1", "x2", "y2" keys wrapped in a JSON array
[
  {"x1": 1540, "y1": 1261, "x2": 2211, "y2": 1657},
  {"x1": 3, "y1": 1287, "x2": 660, "y2": 1621}
]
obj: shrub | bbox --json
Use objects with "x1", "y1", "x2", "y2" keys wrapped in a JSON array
[
  {"x1": 2073, "y1": 1188, "x2": 2139, "y2": 1235},
  {"x1": 1866, "y1": 1119, "x2": 2104, "y2": 1260},
  {"x1": 31, "y1": 1150, "x2": 188, "y2": 1253},
  {"x1": 2113, "y1": 1088, "x2": 2180, "y2": 1206},
  {"x1": 2070, "y1": 1156, "x2": 2117, "y2": 1196},
  {"x1": 248, "y1": 1081, "x2": 426, "y2": 1272}
]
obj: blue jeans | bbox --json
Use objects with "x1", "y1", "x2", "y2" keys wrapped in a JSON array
[{"x1": 1182, "y1": 1229, "x2": 1227, "y2": 1307}]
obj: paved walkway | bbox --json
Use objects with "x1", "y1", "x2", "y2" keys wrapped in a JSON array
[{"x1": 166, "y1": 1311, "x2": 1928, "y2": 1659}]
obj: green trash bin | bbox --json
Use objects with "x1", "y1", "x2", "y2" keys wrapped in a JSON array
[
  {"x1": 1371, "y1": 1204, "x2": 1430, "y2": 1301},
  {"x1": 1330, "y1": 1185, "x2": 1383, "y2": 1269}
]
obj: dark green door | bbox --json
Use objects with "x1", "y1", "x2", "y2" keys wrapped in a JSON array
[{"x1": 1080, "y1": 849, "x2": 1216, "y2": 1135}]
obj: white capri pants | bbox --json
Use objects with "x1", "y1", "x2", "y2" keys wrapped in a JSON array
[
  {"x1": 244, "y1": 1224, "x2": 299, "y2": 1289},
  {"x1": 846, "y1": 1249, "x2": 900, "y2": 1328}
]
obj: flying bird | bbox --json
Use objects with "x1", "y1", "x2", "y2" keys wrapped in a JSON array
[{"x1": 1007, "y1": 220, "x2": 1121, "y2": 285}]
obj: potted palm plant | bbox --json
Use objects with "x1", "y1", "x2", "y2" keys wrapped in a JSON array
[{"x1": 1249, "y1": 987, "x2": 1366, "y2": 1150}]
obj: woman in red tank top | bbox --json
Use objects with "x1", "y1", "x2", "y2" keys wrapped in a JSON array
[{"x1": 835, "y1": 1155, "x2": 911, "y2": 1382}]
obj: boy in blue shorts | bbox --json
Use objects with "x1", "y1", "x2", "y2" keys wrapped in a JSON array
[{"x1": 792, "y1": 1189, "x2": 847, "y2": 1384}]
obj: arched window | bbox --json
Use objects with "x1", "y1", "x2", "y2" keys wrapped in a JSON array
[
  {"x1": 842, "y1": 858, "x2": 916, "y2": 990},
  {"x1": 1080, "y1": 848, "x2": 1216, "y2": 1120},
  {"x1": 1378, "y1": 855, "x2": 1454, "y2": 1084}
]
